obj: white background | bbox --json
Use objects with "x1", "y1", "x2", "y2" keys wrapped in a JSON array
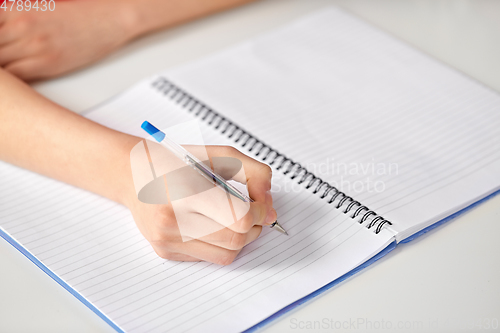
[{"x1": 1, "y1": 0, "x2": 499, "y2": 332}]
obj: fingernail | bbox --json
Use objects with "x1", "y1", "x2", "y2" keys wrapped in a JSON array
[{"x1": 265, "y1": 209, "x2": 277, "y2": 225}]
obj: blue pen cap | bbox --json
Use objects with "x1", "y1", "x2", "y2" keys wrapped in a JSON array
[{"x1": 141, "y1": 121, "x2": 166, "y2": 142}]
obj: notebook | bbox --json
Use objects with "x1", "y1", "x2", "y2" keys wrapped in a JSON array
[{"x1": 1, "y1": 7, "x2": 500, "y2": 333}]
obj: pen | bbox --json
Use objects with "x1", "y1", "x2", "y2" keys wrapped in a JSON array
[{"x1": 141, "y1": 121, "x2": 288, "y2": 235}]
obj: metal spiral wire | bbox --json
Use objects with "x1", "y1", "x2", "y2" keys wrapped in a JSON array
[{"x1": 152, "y1": 77, "x2": 392, "y2": 234}]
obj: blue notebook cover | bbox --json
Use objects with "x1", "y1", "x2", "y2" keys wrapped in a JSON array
[
  {"x1": 244, "y1": 188, "x2": 500, "y2": 332},
  {"x1": 0, "y1": 229, "x2": 125, "y2": 333},
  {"x1": 2, "y1": 186, "x2": 497, "y2": 333}
]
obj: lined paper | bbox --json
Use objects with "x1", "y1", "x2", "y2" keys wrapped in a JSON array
[
  {"x1": 3, "y1": 6, "x2": 497, "y2": 331},
  {"x1": 166, "y1": 7, "x2": 500, "y2": 240},
  {"x1": 0, "y1": 80, "x2": 394, "y2": 332}
]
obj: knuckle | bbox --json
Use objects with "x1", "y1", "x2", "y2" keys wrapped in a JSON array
[
  {"x1": 215, "y1": 251, "x2": 237, "y2": 266},
  {"x1": 43, "y1": 51, "x2": 62, "y2": 65},
  {"x1": 220, "y1": 145, "x2": 238, "y2": 156},
  {"x1": 32, "y1": 35, "x2": 49, "y2": 50},
  {"x1": 13, "y1": 15, "x2": 33, "y2": 32},
  {"x1": 153, "y1": 247, "x2": 175, "y2": 260},
  {"x1": 258, "y1": 163, "x2": 273, "y2": 179},
  {"x1": 263, "y1": 164, "x2": 272, "y2": 176},
  {"x1": 234, "y1": 213, "x2": 253, "y2": 233},
  {"x1": 229, "y1": 232, "x2": 246, "y2": 250},
  {"x1": 149, "y1": 236, "x2": 172, "y2": 249},
  {"x1": 155, "y1": 207, "x2": 177, "y2": 228},
  {"x1": 156, "y1": 218, "x2": 170, "y2": 229},
  {"x1": 148, "y1": 229, "x2": 177, "y2": 247}
]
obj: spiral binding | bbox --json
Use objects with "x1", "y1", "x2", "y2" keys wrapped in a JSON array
[{"x1": 151, "y1": 77, "x2": 392, "y2": 234}]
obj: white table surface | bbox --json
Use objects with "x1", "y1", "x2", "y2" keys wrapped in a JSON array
[{"x1": 1, "y1": 0, "x2": 499, "y2": 332}]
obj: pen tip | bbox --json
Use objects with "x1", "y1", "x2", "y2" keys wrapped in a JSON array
[{"x1": 270, "y1": 221, "x2": 288, "y2": 236}]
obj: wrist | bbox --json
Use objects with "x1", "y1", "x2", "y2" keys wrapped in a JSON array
[
  {"x1": 112, "y1": 134, "x2": 143, "y2": 209},
  {"x1": 116, "y1": 0, "x2": 151, "y2": 40},
  {"x1": 116, "y1": 0, "x2": 172, "y2": 39},
  {"x1": 116, "y1": 0, "x2": 258, "y2": 39}
]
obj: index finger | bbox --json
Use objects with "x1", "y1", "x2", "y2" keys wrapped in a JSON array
[
  {"x1": 229, "y1": 201, "x2": 275, "y2": 233},
  {"x1": 206, "y1": 146, "x2": 272, "y2": 203}
]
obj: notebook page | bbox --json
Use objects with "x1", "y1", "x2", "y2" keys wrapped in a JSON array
[
  {"x1": 0, "y1": 80, "x2": 394, "y2": 332},
  {"x1": 165, "y1": 7, "x2": 500, "y2": 241}
]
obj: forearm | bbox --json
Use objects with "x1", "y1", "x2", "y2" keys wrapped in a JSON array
[
  {"x1": 0, "y1": 69, "x2": 139, "y2": 205},
  {"x1": 0, "y1": 71, "x2": 276, "y2": 265},
  {"x1": 121, "y1": 0, "x2": 259, "y2": 38}
]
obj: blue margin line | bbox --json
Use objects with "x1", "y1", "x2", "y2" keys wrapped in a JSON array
[
  {"x1": 244, "y1": 240, "x2": 398, "y2": 333},
  {"x1": 0, "y1": 229, "x2": 124, "y2": 333},
  {"x1": 400, "y1": 188, "x2": 500, "y2": 243}
]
